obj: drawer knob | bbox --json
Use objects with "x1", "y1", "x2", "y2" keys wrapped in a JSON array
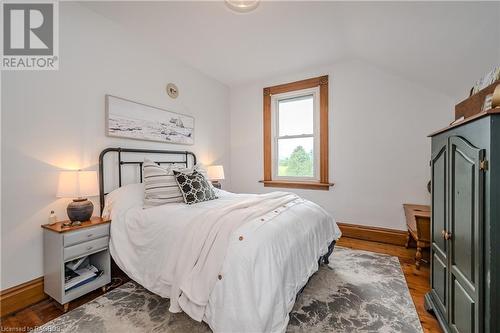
[
  {"x1": 87, "y1": 246, "x2": 93, "y2": 251},
  {"x1": 87, "y1": 234, "x2": 93, "y2": 238}
]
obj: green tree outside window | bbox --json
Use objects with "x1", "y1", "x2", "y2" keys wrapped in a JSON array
[{"x1": 279, "y1": 145, "x2": 313, "y2": 177}]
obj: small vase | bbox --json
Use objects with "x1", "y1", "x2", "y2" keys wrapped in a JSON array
[{"x1": 67, "y1": 198, "x2": 93, "y2": 222}]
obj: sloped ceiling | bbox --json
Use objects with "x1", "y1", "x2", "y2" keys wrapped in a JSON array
[{"x1": 82, "y1": 1, "x2": 500, "y2": 99}]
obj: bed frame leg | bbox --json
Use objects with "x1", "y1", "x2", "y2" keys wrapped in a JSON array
[
  {"x1": 299, "y1": 240, "x2": 337, "y2": 300},
  {"x1": 322, "y1": 240, "x2": 336, "y2": 265}
]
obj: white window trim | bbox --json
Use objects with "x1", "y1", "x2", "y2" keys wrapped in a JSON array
[{"x1": 270, "y1": 86, "x2": 320, "y2": 182}]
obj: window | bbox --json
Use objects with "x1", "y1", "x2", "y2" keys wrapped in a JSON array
[
  {"x1": 273, "y1": 90, "x2": 318, "y2": 180},
  {"x1": 262, "y1": 75, "x2": 331, "y2": 190}
]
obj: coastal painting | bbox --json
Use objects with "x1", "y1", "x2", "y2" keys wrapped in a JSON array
[{"x1": 105, "y1": 95, "x2": 194, "y2": 145}]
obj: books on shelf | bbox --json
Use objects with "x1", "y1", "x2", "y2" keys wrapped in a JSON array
[
  {"x1": 64, "y1": 263, "x2": 103, "y2": 292},
  {"x1": 65, "y1": 256, "x2": 88, "y2": 271}
]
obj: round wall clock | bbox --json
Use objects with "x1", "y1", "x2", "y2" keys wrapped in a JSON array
[{"x1": 166, "y1": 83, "x2": 179, "y2": 99}]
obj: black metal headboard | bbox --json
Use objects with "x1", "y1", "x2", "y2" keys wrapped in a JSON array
[{"x1": 98, "y1": 147, "x2": 197, "y2": 212}]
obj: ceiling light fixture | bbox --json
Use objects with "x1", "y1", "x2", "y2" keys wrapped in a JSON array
[{"x1": 225, "y1": 0, "x2": 260, "y2": 13}]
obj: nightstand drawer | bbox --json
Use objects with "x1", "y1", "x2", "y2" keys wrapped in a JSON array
[
  {"x1": 64, "y1": 224, "x2": 109, "y2": 247},
  {"x1": 64, "y1": 236, "x2": 109, "y2": 261}
]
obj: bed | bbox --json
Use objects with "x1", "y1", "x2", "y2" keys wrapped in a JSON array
[{"x1": 99, "y1": 147, "x2": 341, "y2": 333}]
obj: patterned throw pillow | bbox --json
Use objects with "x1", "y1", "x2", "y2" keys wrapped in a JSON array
[
  {"x1": 173, "y1": 170, "x2": 218, "y2": 204},
  {"x1": 171, "y1": 164, "x2": 212, "y2": 186},
  {"x1": 143, "y1": 159, "x2": 184, "y2": 206}
]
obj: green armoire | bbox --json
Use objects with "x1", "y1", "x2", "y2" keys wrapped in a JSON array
[{"x1": 425, "y1": 110, "x2": 500, "y2": 333}]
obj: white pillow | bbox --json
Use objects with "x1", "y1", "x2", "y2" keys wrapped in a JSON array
[
  {"x1": 102, "y1": 183, "x2": 144, "y2": 219},
  {"x1": 143, "y1": 159, "x2": 184, "y2": 207}
]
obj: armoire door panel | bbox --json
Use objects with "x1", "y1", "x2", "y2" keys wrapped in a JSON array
[
  {"x1": 431, "y1": 145, "x2": 447, "y2": 258},
  {"x1": 430, "y1": 144, "x2": 448, "y2": 317},
  {"x1": 448, "y1": 135, "x2": 484, "y2": 333},
  {"x1": 450, "y1": 149, "x2": 475, "y2": 285},
  {"x1": 432, "y1": 252, "x2": 447, "y2": 314},
  {"x1": 451, "y1": 277, "x2": 475, "y2": 333}
]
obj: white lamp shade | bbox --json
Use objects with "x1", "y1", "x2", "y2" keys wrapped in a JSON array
[
  {"x1": 207, "y1": 165, "x2": 225, "y2": 180},
  {"x1": 57, "y1": 170, "x2": 99, "y2": 198}
]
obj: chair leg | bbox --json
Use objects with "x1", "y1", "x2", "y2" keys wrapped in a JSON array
[
  {"x1": 415, "y1": 244, "x2": 422, "y2": 270},
  {"x1": 405, "y1": 231, "x2": 411, "y2": 248}
]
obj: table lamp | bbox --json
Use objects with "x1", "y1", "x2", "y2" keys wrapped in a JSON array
[
  {"x1": 207, "y1": 165, "x2": 225, "y2": 189},
  {"x1": 57, "y1": 170, "x2": 98, "y2": 224}
]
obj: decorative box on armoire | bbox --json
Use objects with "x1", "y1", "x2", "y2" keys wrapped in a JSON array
[{"x1": 425, "y1": 109, "x2": 500, "y2": 333}]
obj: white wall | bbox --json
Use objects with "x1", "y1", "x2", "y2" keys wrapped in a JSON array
[
  {"x1": 229, "y1": 60, "x2": 454, "y2": 231},
  {"x1": 1, "y1": 3, "x2": 230, "y2": 290}
]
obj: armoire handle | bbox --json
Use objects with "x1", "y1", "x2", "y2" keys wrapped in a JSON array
[{"x1": 441, "y1": 230, "x2": 452, "y2": 240}]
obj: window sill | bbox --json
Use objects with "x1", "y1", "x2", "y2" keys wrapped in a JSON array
[{"x1": 259, "y1": 180, "x2": 334, "y2": 191}]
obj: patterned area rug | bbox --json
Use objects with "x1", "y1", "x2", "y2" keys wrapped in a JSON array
[
  {"x1": 288, "y1": 247, "x2": 422, "y2": 332},
  {"x1": 36, "y1": 247, "x2": 422, "y2": 333}
]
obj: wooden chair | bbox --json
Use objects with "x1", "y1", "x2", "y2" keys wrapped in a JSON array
[{"x1": 403, "y1": 204, "x2": 431, "y2": 269}]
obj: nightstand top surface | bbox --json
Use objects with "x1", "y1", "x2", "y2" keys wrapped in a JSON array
[{"x1": 41, "y1": 216, "x2": 111, "y2": 233}]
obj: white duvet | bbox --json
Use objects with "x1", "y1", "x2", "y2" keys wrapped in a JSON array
[{"x1": 105, "y1": 186, "x2": 341, "y2": 333}]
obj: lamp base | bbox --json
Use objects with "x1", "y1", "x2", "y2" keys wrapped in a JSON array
[
  {"x1": 211, "y1": 181, "x2": 221, "y2": 189},
  {"x1": 67, "y1": 198, "x2": 93, "y2": 222}
]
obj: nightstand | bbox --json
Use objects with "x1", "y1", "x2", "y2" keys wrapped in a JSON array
[{"x1": 41, "y1": 217, "x2": 111, "y2": 312}]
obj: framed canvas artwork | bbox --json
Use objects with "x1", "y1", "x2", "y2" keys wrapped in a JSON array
[{"x1": 105, "y1": 95, "x2": 194, "y2": 145}]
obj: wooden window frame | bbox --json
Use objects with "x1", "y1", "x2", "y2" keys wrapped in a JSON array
[{"x1": 261, "y1": 75, "x2": 333, "y2": 191}]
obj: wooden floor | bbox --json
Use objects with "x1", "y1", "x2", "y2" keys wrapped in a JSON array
[{"x1": 1, "y1": 237, "x2": 442, "y2": 332}]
